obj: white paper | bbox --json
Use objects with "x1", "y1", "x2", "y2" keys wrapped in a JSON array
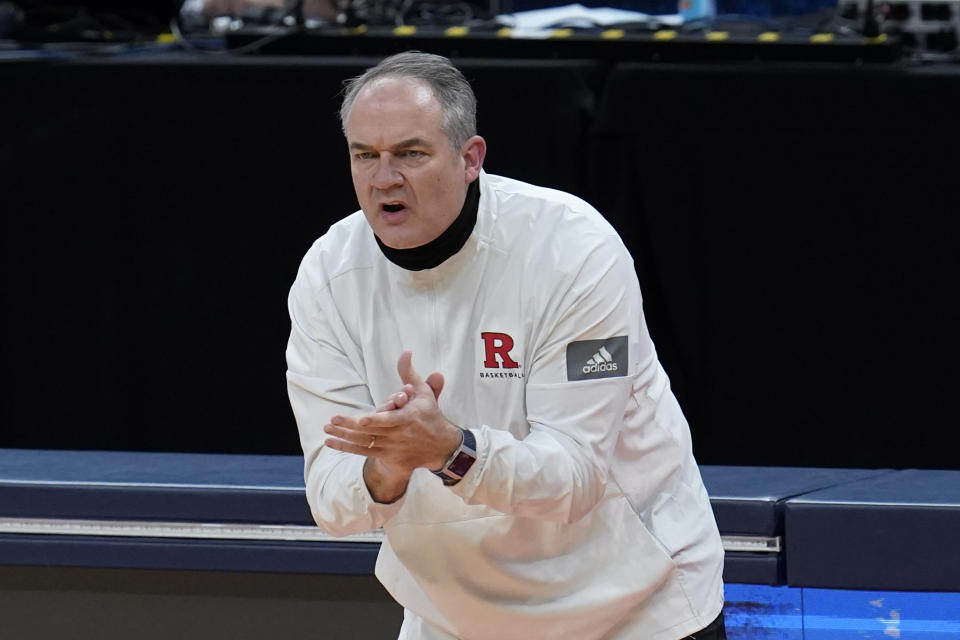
[{"x1": 496, "y1": 3, "x2": 683, "y2": 30}]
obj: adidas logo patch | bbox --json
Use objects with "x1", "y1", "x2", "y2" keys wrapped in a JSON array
[
  {"x1": 583, "y1": 346, "x2": 618, "y2": 374},
  {"x1": 566, "y1": 337, "x2": 628, "y2": 381}
]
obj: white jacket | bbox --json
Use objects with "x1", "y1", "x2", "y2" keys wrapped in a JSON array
[{"x1": 287, "y1": 173, "x2": 724, "y2": 640}]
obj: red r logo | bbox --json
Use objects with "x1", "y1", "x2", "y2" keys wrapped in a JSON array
[{"x1": 481, "y1": 332, "x2": 520, "y2": 369}]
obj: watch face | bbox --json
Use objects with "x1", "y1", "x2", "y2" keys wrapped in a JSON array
[{"x1": 447, "y1": 451, "x2": 476, "y2": 477}]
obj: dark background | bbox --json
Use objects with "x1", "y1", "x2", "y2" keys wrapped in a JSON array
[{"x1": 2, "y1": 54, "x2": 958, "y2": 469}]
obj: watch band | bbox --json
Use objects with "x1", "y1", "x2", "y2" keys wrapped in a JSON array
[{"x1": 432, "y1": 428, "x2": 477, "y2": 486}]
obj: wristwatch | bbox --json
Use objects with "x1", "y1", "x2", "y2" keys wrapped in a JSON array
[{"x1": 432, "y1": 427, "x2": 477, "y2": 486}]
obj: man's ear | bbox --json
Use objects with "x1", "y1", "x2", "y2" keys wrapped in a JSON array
[{"x1": 462, "y1": 135, "x2": 486, "y2": 182}]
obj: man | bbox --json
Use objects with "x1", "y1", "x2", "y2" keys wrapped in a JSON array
[{"x1": 286, "y1": 51, "x2": 726, "y2": 639}]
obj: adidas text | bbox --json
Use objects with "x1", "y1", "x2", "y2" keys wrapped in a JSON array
[{"x1": 583, "y1": 362, "x2": 618, "y2": 374}]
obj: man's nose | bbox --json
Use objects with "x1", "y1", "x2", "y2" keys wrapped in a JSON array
[{"x1": 370, "y1": 156, "x2": 402, "y2": 190}]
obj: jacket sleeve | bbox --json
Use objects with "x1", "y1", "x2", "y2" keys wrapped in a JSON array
[
  {"x1": 286, "y1": 256, "x2": 404, "y2": 536},
  {"x1": 450, "y1": 232, "x2": 655, "y2": 524}
]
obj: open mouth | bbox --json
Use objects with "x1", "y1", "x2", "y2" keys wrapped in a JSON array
[{"x1": 381, "y1": 202, "x2": 407, "y2": 214}]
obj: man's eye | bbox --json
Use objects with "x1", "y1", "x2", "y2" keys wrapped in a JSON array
[
  {"x1": 402, "y1": 150, "x2": 426, "y2": 158},
  {"x1": 354, "y1": 152, "x2": 376, "y2": 161}
]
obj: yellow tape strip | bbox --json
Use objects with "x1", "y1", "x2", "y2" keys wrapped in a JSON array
[
  {"x1": 654, "y1": 29, "x2": 677, "y2": 40},
  {"x1": 810, "y1": 33, "x2": 834, "y2": 43},
  {"x1": 445, "y1": 26, "x2": 468, "y2": 37},
  {"x1": 601, "y1": 29, "x2": 625, "y2": 39},
  {"x1": 757, "y1": 31, "x2": 779, "y2": 42},
  {"x1": 394, "y1": 25, "x2": 417, "y2": 36},
  {"x1": 706, "y1": 30, "x2": 729, "y2": 41}
]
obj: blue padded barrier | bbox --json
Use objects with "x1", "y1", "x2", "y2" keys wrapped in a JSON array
[
  {"x1": 699, "y1": 465, "x2": 893, "y2": 585},
  {"x1": 719, "y1": 552, "x2": 784, "y2": 586},
  {"x1": 0, "y1": 449, "x2": 313, "y2": 525},
  {"x1": 0, "y1": 535, "x2": 378, "y2": 574},
  {"x1": 785, "y1": 469, "x2": 960, "y2": 591},
  {"x1": 700, "y1": 466, "x2": 891, "y2": 536}
]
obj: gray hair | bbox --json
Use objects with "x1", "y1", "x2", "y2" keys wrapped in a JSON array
[{"x1": 339, "y1": 51, "x2": 477, "y2": 151}]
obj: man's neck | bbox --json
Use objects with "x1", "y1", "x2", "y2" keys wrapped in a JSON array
[{"x1": 375, "y1": 178, "x2": 480, "y2": 271}]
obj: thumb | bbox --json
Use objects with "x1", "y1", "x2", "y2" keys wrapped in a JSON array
[
  {"x1": 424, "y1": 372, "x2": 444, "y2": 400},
  {"x1": 397, "y1": 351, "x2": 425, "y2": 388}
]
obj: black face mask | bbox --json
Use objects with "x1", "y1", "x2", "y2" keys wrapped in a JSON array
[{"x1": 375, "y1": 178, "x2": 480, "y2": 271}]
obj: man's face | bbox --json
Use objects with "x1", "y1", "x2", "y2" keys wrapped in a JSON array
[{"x1": 344, "y1": 76, "x2": 484, "y2": 250}]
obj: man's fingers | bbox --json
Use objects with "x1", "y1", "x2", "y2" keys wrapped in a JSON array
[
  {"x1": 393, "y1": 390, "x2": 410, "y2": 409},
  {"x1": 376, "y1": 391, "x2": 409, "y2": 412},
  {"x1": 323, "y1": 434, "x2": 383, "y2": 456},
  {"x1": 354, "y1": 411, "x2": 407, "y2": 430},
  {"x1": 330, "y1": 414, "x2": 393, "y2": 431},
  {"x1": 325, "y1": 421, "x2": 395, "y2": 446},
  {"x1": 330, "y1": 410, "x2": 405, "y2": 431},
  {"x1": 425, "y1": 372, "x2": 444, "y2": 400}
]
